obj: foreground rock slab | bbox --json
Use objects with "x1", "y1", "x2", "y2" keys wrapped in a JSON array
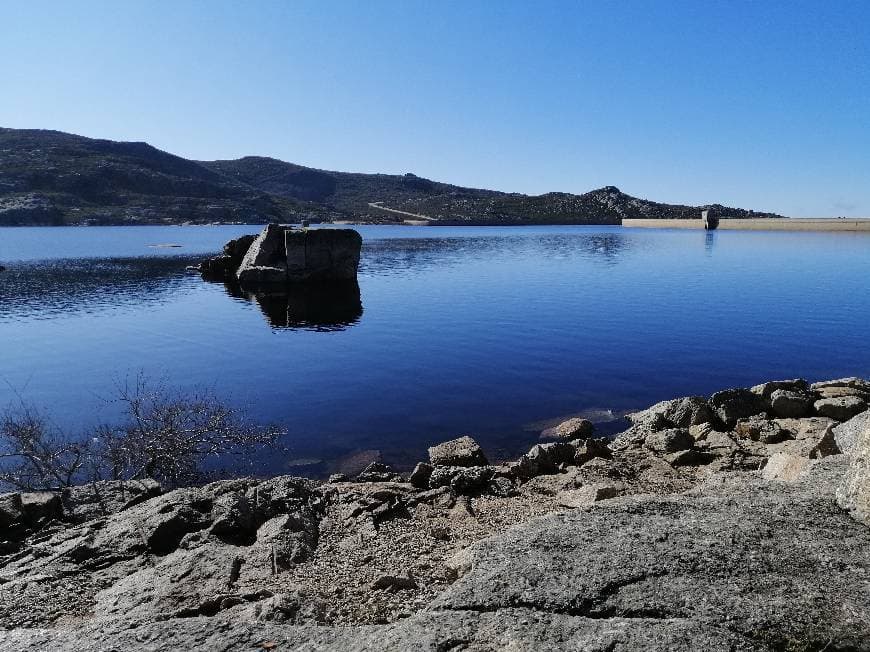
[
  {"x1": 3, "y1": 457, "x2": 869, "y2": 651},
  {"x1": 433, "y1": 456, "x2": 869, "y2": 650},
  {"x1": 838, "y1": 422, "x2": 870, "y2": 527}
]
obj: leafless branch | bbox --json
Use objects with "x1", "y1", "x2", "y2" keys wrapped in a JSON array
[{"x1": 0, "y1": 379, "x2": 284, "y2": 490}]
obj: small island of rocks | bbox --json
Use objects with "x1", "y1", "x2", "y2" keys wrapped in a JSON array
[{"x1": 198, "y1": 224, "x2": 362, "y2": 286}]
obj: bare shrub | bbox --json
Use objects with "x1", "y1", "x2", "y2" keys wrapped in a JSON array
[
  {"x1": 0, "y1": 405, "x2": 91, "y2": 490},
  {"x1": 93, "y1": 377, "x2": 284, "y2": 487},
  {"x1": 0, "y1": 379, "x2": 284, "y2": 491}
]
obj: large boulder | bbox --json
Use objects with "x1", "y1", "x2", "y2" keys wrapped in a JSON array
[
  {"x1": 814, "y1": 396, "x2": 867, "y2": 422},
  {"x1": 811, "y1": 377, "x2": 870, "y2": 393},
  {"x1": 19, "y1": 492, "x2": 61, "y2": 524},
  {"x1": 762, "y1": 452, "x2": 811, "y2": 482},
  {"x1": 236, "y1": 224, "x2": 289, "y2": 285},
  {"x1": 627, "y1": 396, "x2": 714, "y2": 430},
  {"x1": 523, "y1": 442, "x2": 578, "y2": 474},
  {"x1": 540, "y1": 417, "x2": 594, "y2": 440},
  {"x1": 428, "y1": 466, "x2": 494, "y2": 494},
  {"x1": 768, "y1": 389, "x2": 815, "y2": 418},
  {"x1": 233, "y1": 225, "x2": 363, "y2": 286},
  {"x1": 734, "y1": 416, "x2": 792, "y2": 444},
  {"x1": 837, "y1": 423, "x2": 870, "y2": 527},
  {"x1": 222, "y1": 234, "x2": 257, "y2": 265},
  {"x1": 93, "y1": 542, "x2": 250, "y2": 620},
  {"x1": 0, "y1": 493, "x2": 23, "y2": 530},
  {"x1": 355, "y1": 462, "x2": 403, "y2": 483},
  {"x1": 286, "y1": 229, "x2": 362, "y2": 282},
  {"x1": 428, "y1": 436, "x2": 488, "y2": 467},
  {"x1": 832, "y1": 410, "x2": 870, "y2": 455},
  {"x1": 710, "y1": 388, "x2": 766, "y2": 428},
  {"x1": 200, "y1": 234, "x2": 259, "y2": 280},
  {"x1": 60, "y1": 479, "x2": 162, "y2": 523},
  {"x1": 198, "y1": 254, "x2": 236, "y2": 280},
  {"x1": 762, "y1": 417, "x2": 840, "y2": 459},
  {"x1": 750, "y1": 378, "x2": 809, "y2": 400},
  {"x1": 407, "y1": 463, "x2": 433, "y2": 489},
  {"x1": 643, "y1": 428, "x2": 693, "y2": 454}
]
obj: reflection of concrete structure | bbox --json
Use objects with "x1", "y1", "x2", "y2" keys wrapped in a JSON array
[
  {"x1": 220, "y1": 279, "x2": 363, "y2": 331},
  {"x1": 702, "y1": 209, "x2": 719, "y2": 230}
]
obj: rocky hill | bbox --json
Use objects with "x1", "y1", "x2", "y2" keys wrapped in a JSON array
[{"x1": 0, "y1": 128, "x2": 786, "y2": 226}]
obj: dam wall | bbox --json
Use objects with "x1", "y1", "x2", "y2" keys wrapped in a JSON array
[{"x1": 622, "y1": 218, "x2": 870, "y2": 232}]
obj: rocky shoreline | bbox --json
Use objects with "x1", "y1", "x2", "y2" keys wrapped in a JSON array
[{"x1": 1, "y1": 377, "x2": 869, "y2": 650}]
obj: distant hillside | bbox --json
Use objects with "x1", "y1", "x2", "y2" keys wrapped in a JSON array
[
  {"x1": 0, "y1": 129, "x2": 319, "y2": 226},
  {"x1": 0, "y1": 128, "x2": 786, "y2": 226}
]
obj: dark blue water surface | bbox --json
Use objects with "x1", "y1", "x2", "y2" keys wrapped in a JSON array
[{"x1": 1, "y1": 225, "x2": 868, "y2": 474}]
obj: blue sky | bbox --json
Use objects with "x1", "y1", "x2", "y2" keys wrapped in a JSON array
[{"x1": 1, "y1": 1, "x2": 868, "y2": 217}]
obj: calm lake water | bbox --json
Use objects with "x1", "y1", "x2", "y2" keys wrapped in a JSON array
[{"x1": 1, "y1": 224, "x2": 869, "y2": 475}]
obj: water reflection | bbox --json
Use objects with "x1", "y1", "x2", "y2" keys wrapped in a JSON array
[
  {"x1": 0, "y1": 254, "x2": 363, "y2": 331},
  {"x1": 704, "y1": 232, "x2": 717, "y2": 256},
  {"x1": 221, "y1": 279, "x2": 363, "y2": 331},
  {"x1": 360, "y1": 231, "x2": 632, "y2": 275},
  {"x1": 0, "y1": 256, "x2": 197, "y2": 321}
]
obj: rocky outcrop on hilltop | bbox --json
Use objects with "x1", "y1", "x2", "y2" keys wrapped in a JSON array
[{"x1": 1, "y1": 377, "x2": 869, "y2": 650}]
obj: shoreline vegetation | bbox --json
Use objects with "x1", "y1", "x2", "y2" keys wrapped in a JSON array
[{"x1": 2, "y1": 376, "x2": 869, "y2": 649}]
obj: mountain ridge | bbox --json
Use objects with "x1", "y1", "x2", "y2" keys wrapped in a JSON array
[{"x1": 0, "y1": 128, "x2": 786, "y2": 226}]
